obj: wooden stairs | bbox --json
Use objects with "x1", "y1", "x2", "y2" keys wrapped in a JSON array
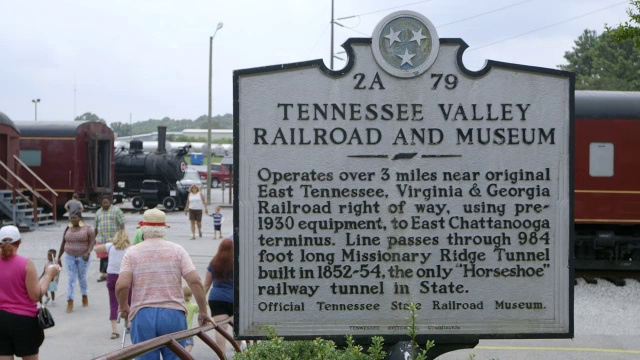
[
  {"x1": 0, "y1": 155, "x2": 58, "y2": 231},
  {"x1": 0, "y1": 190, "x2": 56, "y2": 230}
]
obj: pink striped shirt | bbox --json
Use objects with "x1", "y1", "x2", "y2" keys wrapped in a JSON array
[
  {"x1": 64, "y1": 225, "x2": 94, "y2": 256},
  {"x1": 120, "y1": 238, "x2": 196, "y2": 320}
]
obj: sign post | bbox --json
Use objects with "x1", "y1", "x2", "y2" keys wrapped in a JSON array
[{"x1": 234, "y1": 10, "x2": 573, "y2": 354}]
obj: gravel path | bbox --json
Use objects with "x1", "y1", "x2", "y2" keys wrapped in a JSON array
[
  {"x1": 437, "y1": 278, "x2": 640, "y2": 359},
  {"x1": 574, "y1": 278, "x2": 640, "y2": 336}
]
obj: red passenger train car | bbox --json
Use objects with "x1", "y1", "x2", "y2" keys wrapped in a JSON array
[
  {"x1": 574, "y1": 91, "x2": 640, "y2": 270},
  {"x1": 14, "y1": 121, "x2": 114, "y2": 209},
  {"x1": 0, "y1": 112, "x2": 21, "y2": 189}
]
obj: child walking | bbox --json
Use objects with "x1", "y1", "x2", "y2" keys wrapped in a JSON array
[
  {"x1": 41, "y1": 249, "x2": 60, "y2": 305},
  {"x1": 183, "y1": 285, "x2": 199, "y2": 352},
  {"x1": 210, "y1": 207, "x2": 223, "y2": 239}
]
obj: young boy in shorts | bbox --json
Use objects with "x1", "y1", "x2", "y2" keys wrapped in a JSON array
[{"x1": 210, "y1": 207, "x2": 223, "y2": 239}]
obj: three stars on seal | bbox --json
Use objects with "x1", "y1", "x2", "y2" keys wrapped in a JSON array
[{"x1": 383, "y1": 27, "x2": 428, "y2": 67}]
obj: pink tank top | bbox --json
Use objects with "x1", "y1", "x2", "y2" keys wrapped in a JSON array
[{"x1": 0, "y1": 255, "x2": 37, "y2": 317}]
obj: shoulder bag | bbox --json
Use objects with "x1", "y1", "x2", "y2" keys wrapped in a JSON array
[{"x1": 37, "y1": 299, "x2": 55, "y2": 329}]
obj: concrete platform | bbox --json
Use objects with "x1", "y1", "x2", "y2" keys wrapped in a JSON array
[{"x1": 18, "y1": 193, "x2": 232, "y2": 359}]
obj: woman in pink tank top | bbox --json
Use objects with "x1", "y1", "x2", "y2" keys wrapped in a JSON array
[{"x1": 0, "y1": 225, "x2": 60, "y2": 359}]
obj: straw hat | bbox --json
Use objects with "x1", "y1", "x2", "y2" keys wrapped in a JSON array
[{"x1": 137, "y1": 208, "x2": 169, "y2": 227}]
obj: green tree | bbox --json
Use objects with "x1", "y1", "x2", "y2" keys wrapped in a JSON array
[
  {"x1": 75, "y1": 112, "x2": 106, "y2": 123},
  {"x1": 110, "y1": 112, "x2": 233, "y2": 137},
  {"x1": 110, "y1": 122, "x2": 132, "y2": 136},
  {"x1": 606, "y1": 0, "x2": 640, "y2": 46},
  {"x1": 170, "y1": 135, "x2": 204, "y2": 142},
  {"x1": 559, "y1": 29, "x2": 598, "y2": 88},
  {"x1": 558, "y1": 29, "x2": 640, "y2": 90}
]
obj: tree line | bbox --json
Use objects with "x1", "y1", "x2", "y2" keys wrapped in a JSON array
[{"x1": 74, "y1": 113, "x2": 232, "y2": 137}]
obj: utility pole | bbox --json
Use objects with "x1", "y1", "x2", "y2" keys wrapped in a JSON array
[
  {"x1": 330, "y1": 0, "x2": 334, "y2": 70},
  {"x1": 32, "y1": 98, "x2": 40, "y2": 121},
  {"x1": 74, "y1": 73, "x2": 77, "y2": 119},
  {"x1": 207, "y1": 22, "x2": 224, "y2": 205}
]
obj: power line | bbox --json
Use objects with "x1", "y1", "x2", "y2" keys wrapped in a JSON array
[
  {"x1": 437, "y1": 0, "x2": 533, "y2": 28},
  {"x1": 336, "y1": 0, "x2": 534, "y2": 39},
  {"x1": 470, "y1": 1, "x2": 628, "y2": 51},
  {"x1": 334, "y1": 20, "x2": 369, "y2": 36},
  {"x1": 336, "y1": 0, "x2": 435, "y2": 20},
  {"x1": 308, "y1": 23, "x2": 330, "y2": 57}
]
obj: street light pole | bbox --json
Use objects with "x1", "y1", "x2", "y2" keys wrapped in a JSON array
[
  {"x1": 207, "y1": 22, "x2": 224, "y2": 205},
  {"x1": 32, "y1": 98, "x2": 40, "y2": 121},
  {"x1": 330, "y1": 0, "x2": 334, "y2": 70}
]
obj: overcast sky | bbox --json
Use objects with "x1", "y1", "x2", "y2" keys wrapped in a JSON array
[{"x1": 0, "y1": 0, "x2": 631, "y2": 124}]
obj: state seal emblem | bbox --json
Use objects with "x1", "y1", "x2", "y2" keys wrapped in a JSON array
[{"x1": 371, "y1": 10, "x2": 439, "y2": 78}]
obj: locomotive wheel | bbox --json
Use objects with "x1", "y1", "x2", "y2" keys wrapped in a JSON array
[
  {"x1": 131, "y1": 196, "x2": 145, "y2": 211},
  {"x1": 163, "y1": 197, "x2": 177, "y2": 211},
  {"x1": 211, "y1": 178, "x2": 220, "y2": 188}
]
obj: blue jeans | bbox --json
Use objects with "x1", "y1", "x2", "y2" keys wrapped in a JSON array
[
  {"x1": 131, "y1": 307, "x2": 187, "y2": 360},
  {"x1": 64, "y1": 253, "x2": 89, "y2": 301}
]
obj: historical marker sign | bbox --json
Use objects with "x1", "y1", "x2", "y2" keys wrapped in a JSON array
[{"x1": 234, "y1": 11, "x2": 573, "y2": 341}]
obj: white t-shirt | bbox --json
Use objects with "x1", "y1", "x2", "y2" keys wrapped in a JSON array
[
  {"x1": 106, "y1": 243, "x2": 128, "y2": 274},
  {"x1": 188, "y1": 192, "x2": 205, "y2": 211}
]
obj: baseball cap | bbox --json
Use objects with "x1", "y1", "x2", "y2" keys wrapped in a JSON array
[{"x1": 0, "y1": 225, "x2": 21, "y2": 244}]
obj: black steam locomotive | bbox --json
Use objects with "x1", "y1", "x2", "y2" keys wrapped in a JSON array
[{"x1": 114, "y1": 126, "x2": 191, "y2": 211}]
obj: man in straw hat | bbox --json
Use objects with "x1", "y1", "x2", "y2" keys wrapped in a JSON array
[{"x1": 116, "y1": 209, "x2": 213, "y2": 358}]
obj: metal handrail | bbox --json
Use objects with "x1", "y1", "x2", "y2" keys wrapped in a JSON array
[
  {"x1": 13, "y1": 155, "x2": 59, "y2": 197},
  {"x1": 0, "y1": 159, "x2": 54, "y2": 226},
  {"x1": 0, "y1": 174, "x2": 33, "y2": 206},
  {"x1": 0, "y1": 161, "x2": 47, "y2": 204},
  {"x1": 13, "y1": 155, "x2": 58, "y2": 221},
  {"x1": 0, "y1": 161, "x2": 53, "y2": 211},
  {"x1": 93, "y1": 317, "x2": 241, "y2": 360}
]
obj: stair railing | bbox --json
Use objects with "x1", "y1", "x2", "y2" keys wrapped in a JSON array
[
  {"x1": 0, "y1": 159, "x2": 54, "y2": 225},
  {"x1": 13, "y1": 155, "x2": 58, "y2": 221},
  {"x1": 92, "y1": 317, "x2": 243, "y2": 360}
]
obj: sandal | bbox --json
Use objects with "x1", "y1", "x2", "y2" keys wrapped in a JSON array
[{"x1": 111, "y1": 332, "x2": 120, "y2": 339}]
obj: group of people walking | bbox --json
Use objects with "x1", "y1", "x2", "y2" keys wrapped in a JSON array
[{"x1": 0, "y1": 188, "x2": 234, "y2": 359}]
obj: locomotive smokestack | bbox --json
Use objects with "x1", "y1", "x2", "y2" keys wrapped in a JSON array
[
  {"x1": 129, "y1": 139, "x2": 143, "y2": 154},
  {"x1": 157, "y1": 126, "x2": 167, "y2": 154}
]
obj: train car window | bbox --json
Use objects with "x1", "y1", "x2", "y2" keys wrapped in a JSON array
[
  {"x1": 589, "y1": 142, "x2": 614, "y2": 177},
  {"x1": 19, "y1": 150, "x2": 42, "y2": 167}
]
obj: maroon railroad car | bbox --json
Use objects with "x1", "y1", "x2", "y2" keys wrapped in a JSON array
[
  {"x1": 0, "y1": 112, "x2": 21, "y2": 189},
  {"x1": 574, "y1": 91, "x2": 640, "y2": 270},
  {"x1": 14, "y1": 121, "x2": 114, "y2": 209}
]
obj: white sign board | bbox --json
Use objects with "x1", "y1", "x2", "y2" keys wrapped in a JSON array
[{"x1": 234, "y1": 11, "x2": 573, "y2": 340}]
